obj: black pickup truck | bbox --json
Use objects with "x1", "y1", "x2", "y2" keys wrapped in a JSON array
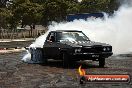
[{"x1": 39, "y1": 30, "x2": 113, "y2": 67}]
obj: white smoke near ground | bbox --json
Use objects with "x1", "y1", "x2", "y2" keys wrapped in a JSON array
[
  {"x1": 22, "y1": 2, "x2": 132, "y2": 62},
  {"x1": 22, "y1": 50, "x2": 31, "y2": 62}
]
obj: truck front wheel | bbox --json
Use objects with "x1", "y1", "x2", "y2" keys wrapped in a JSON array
[{"x1": 99, "y1": 58, "x2": 105, "y2": 67}]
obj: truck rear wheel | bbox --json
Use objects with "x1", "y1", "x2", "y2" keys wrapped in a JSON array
[
  {"x1": 99, "y1": 58, "x2": 105, "y2": 67},
  {"x1": 62, "y1": 52, "x2": 69, "y2": 68}
]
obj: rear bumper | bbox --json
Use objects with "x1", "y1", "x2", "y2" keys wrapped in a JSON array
[{"x1": 71, "y1": 52, "x2": 113, "y2": 60}]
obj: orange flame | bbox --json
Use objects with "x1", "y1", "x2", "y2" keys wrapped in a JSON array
[{"x1": 78, "y1": 65, "x2": 86, "y2": 76}]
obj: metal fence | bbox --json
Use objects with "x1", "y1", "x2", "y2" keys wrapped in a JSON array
[{"x1": 0, "y1": 29, "x2": 45, "y2": 39}]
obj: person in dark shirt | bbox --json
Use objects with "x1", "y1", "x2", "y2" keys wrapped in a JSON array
[{"x1": 47, "y1": 35, "x2": 55, "y2": 43}]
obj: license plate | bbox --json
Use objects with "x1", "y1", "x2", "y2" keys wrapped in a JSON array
[{"x1": 92, "y1": 55, "x2": 99, "y2": 57}]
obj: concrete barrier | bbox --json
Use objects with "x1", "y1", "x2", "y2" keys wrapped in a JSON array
[{"x1": 0, "y1": 40, "x2": 34, "y2": 49}]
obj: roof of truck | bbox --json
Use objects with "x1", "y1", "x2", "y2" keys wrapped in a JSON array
[{"x1": 50, "y1": 30, "x2": 82, "y2": 32}]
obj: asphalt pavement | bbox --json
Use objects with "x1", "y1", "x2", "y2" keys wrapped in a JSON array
[{"x1": 0, "y1": 51, "x2": 132, "y2": 88}]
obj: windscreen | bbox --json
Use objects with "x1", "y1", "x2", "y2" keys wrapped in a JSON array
[{"x1": 57, "y1": 31, "x2": 90, "y2": 42}]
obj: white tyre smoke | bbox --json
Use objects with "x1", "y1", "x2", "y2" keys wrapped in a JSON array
[{"x1": 22, "y1": 4, "x2": 132, "y2": 62}]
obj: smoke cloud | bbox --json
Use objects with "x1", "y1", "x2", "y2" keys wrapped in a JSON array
[
  {"x1": 33, "y1": 6, "x2": 132, "y2": 54},
  {"x1": 22, "y1": 0, "x2": 132, "y2": 62}
]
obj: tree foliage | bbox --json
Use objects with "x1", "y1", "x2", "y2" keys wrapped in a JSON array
[
  {"x1": 0, "y1": 0, "x2": 120, "y2": 30},
  {"x1": 80, "y1": 0, "x2": 119, "y2": 13},
  {"x1": 0, "y1": 8, "x2": 12, "y2": 29},
  {"x1": 41, "y1": 0, "x2": 68, "y2": 25},
  {"x1": 9, "y1": 0, "x2": 43, "y2": 27}
]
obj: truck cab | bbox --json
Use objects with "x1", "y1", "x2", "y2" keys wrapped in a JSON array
[{"x1": 43, "y1": 30, "x2": 113, "y2": 67}]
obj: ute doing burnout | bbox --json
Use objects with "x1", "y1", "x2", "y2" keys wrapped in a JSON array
[{"x1": 29, "y1": 30, "x2": 113, "y2": 67}]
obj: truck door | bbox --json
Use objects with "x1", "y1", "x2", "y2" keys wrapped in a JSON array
[{"x1": 43, "y1": 32, "x2": 60, "y2": 58}]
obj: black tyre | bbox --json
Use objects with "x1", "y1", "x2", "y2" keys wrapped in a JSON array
[
  {"x1": 99, "y1": 58, "x2": 105, "y2": 67},
  {"x1": 62, "y1": 52, "x2": 69, "y2": 68}
]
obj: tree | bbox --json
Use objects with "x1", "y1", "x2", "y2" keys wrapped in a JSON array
[
  {"x1": 0, "y1": 8, "x2": 12, "y2": 29},
  {"x1": 79, "y1": 0, "x2": 119, "y2": 13},
  {"x1": 108, "y1": 0, "x2": 119, "y2": 14},
  {"x1": 8, "y1": 0, "x2": 43, "y2": 36},
  {"x1": 1, "y1": 0, "x2": 120, "y2": 31},
  {"x1": 65, "y1": 0, "x2": 80, "y2": 14},
  {"x1": 42, "y1": 0, "x2": 68, "y2": 25}
]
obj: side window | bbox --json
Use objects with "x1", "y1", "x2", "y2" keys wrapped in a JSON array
[
  {"x1": 47, "y1": 32, "x2": 56, "y2": 42},
  {"x1": 56, "y1": 32, "x2": 62, "y2": 41}
]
